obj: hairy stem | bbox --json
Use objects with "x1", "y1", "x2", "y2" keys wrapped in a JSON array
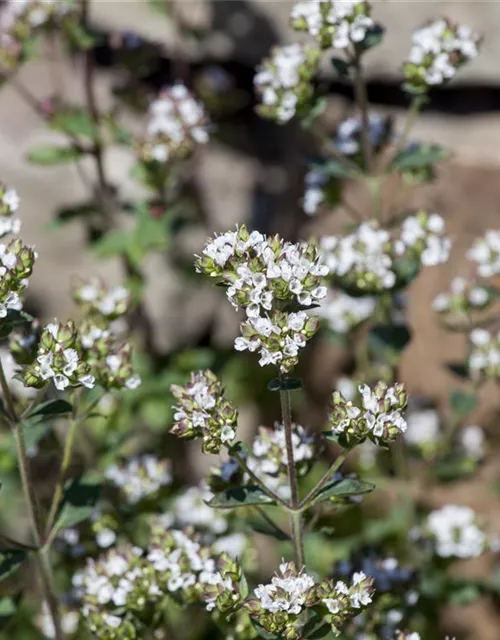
[
  {"x1": 353, "y1": 54, "x2": 372, "y2": 172},
  {"x1": 0, "y1": 358, "x2": 63, "y2": 638},
  {"x1": 299, "y1": 449, "x2": 350, "y2": 511},
  {"x1": 45, "y1": 416, "x2": 79, "y2": 538},
  {"x1": 279, "y1": 388, "x2": 305, "y2": 568}
]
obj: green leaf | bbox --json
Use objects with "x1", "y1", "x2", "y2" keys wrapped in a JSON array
[
  {"x1": 248, "y1": 517, "x2": 290, "y2": 541},
  {"x1": 27, "y1": 399, "x2": 72, "y2": 419},
  {"x1": 369, "y1": 324, "x2": 412, "y2": 365},
  {"x1": 51, "y1": 107, "x2": 97, "y2": 139},
  {"x1": 305, "y1": 623, "x2": 331, "y2": 639},
  {"x1": 208, "y1": 486, "x2": 276, "y2": 509},
  {"x1": 331, "y1": 57, "x2": 350, "y2": 78},
  {"x1": 447, "y1": 583, "x2": 480, "y2": 606},
  {"x1": 311, "y1": 477, "x2": 375, "y2": 507},
  {"x1": 26, "y1": 145, "x2": 82, "y2": 166},
  {"x1": 393, "y1": 257, "x2": 421, "y2": 290},
  {"x1": 0, "y1": 309, "x2": 33, "y2": 338},
  {"x1": 49, "y1": 201, "x2": 98, "y2": 229},
  {"x1": 301, "y1": 97, "x2": 327, "y2": 130},
  {"x1": 0, "y1": 597, "x2": 16, "y2": 617},
  {"x1": 22, "y1": 419, "x2": 51, "y2": 450},
  {"x1": 390, "y1": 144, "x2": 450, "y2": 172},
  {"x1": 447, "y1": 362, "x2": 470, "y2": 379},
  {"x1": 357, "y1": 24, "x2": 385, "y2": 51},
  {"x1": 54, "y1": 477, "x2": 101, "y2": 531},
  {"x1": 318, "y1": 160, "x2": 355, "y2": 179},
  {"x1": 267, "y1": 377, "x2": 303, "y2": 392},
  {"x1": 449, "y1": 389, "x2": 478, "y2": 420},
  {"x1": 0, "y1": 550, "x2": 27, "y2": 582},
  {"x1": 93, "y1": 230, "x2": 131, "y2": 258},
  {"x1": 432, "y1": 455, "x2": 477, "y2": 482},
  {"x1": 64, "y1": 21, "x2": 97, "y2": 49}
]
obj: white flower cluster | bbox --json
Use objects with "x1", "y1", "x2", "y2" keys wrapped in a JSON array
[
  {"x1": 158, "y1": 483, "x2": 228, "y2": 535},
  {"x1": 0, "y1": 0, "x2": 77, "y2": 30},
  {"x1": 395, "y1": 633, "x2": 421, "y2": 640},
  {"x1": 303, "y1": 167, "x2": 329, "y2": 216},
  {"x1": 254, "y1": 43, "x2": 320, "y2": 124},
  {"x1": 318, "y1": 289, "x2": 376, "y2": 334},
  {"x1": 322, "y1": 571, "x2": 373, "y2": 615},
  {"x1": 73, "y1": 278, "x2": 131, "y2": 320},
  {"x1": 320, "y1": 214, "x2": 450, "y2": 294},
  {"x1": 147, "y1": 527, "x2": 243, "y2": 614},
  {"x1": 468, "y1": 328, "x2": 500, "y2": 380},
  {"x1": 0, "y1": 183, "x2": 20, "y2": 238},
  {"x1": 247, "y1": 422, "x2": 314, "y2": 499},
  {"x1": 433, "y1": 277, "x2": 489, "y2": 314},
  {"x1": 460, "y1": 424, "x2": 484, "y2": 460},
  {"x1": 399, "y1": 213, "x2": 451, "y2": 267},
  {"x1": 404, "y1": 18, "x2": 480, "y2": 90},
  {"x1": 170, "y1": 369, "x2": 238, "y2": 454},
  {"x1": 76, "y1": 545, "x2": 161, "y2": 638},
  {"x1": 105, "y1": 455, "x2": 172, "y2": 504},
  {"x1": 426, "y1": 504, "x2": 486, "y2": 558},
  {"x1": 196, "y1": 225, "x2": 328, "y2": 373},
  {"x1": 137, "y1": 84, "x2": 209, "y2": 163},
  {"x1": 405, "y1": 408, "x2": 439, "y2": 450},
  {"x1": 333, "y1": 114, "x2": 388, "y2": 156},
  {"x1": 330, "y1": 381, "x2": 408, "y2": 447},
  {"x1": 467, "y1": 229, "x2": 500, "y2": 278},
  {"x1": 291, "y1": 0, "x2": 376, "y2": 50},
  {"x1": 248, "y1": 562, "x2": 374, "y2": 638},
  {"x1": 24, "y1": 320, "x2": 95, "y2": 391},
  {"x1": 254, "y1": 562, "x2": 315, "y2": 615},
  {"x1": 0, "y1": 237, "x2": 37, "y2": 318}
]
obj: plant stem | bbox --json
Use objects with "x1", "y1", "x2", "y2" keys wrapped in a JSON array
[
  {"x1": 0, "y1": 359, "x2": 63, "y2": 638},
  {"x1": 299, "y1": 449, "x2": 350, "y2": 511},
  {"x1": 353, "y1": 54, "x2": 372, "y2": 172},
  {"x1": 45, "y1": 416, "x2": 79, "y2": 537},
  {"x1": 279, "y1": 388, "x2": 305, "y2": 568}
]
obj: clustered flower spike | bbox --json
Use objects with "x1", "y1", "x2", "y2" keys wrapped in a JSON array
[
  {"x1": 330, "y1": 382, "x2": 408, "y2": 448},
  {"x1": 425, "y1": 504, "x2": 487, "y2": 558},
  {"x1": 73, "y1": 278, "x2": 131, "y2": 320},
  {"x1": 24, "y1": 320, "x2": 95, "y2": 391},
  {"x1": 403, "y1": 18, "x2": 480, "y2": 92},
  {"x1": 466, "y1": 229, "x2": 500, "y2": 277},
  {"x1": 105, "y1": 455, "x2": 172, "y2": 504},
  {"x1": 245, "y1": 561, "x2": 374, "y2": 640},
  {"x1": 0, "y1": 0, "x2": 79, "y2": 74},
  {"x1": 433, "y1": 276, "x2": 489, "y2": 315},
  {"x1": 0, "y1": 183, "x2": 20, "y2": 237},
  {"x1": 170, "y1": 370, "x2": 238, "y2": 454},
  {"x1": 468, "y1": 328, "x2": 500, "y2": 381},
  {"x1": 0, "y1": 237, "x2": 37, "y2": 317},
  {"x1": 196, "y1": 225, "x2": 328, "y2": 372},
  {"x1": 291, "y1": 0, "x2": 377, "y2": 50},
  {"x1": 161, "y1": 483, "x2": 229, "y2": 535},
  {"x1": 147, "y1": 528, "x2": 244, "y2": 615},
  {"x1": 333, "y1": 114, "x2": 391, "y2": 157},
  {"x1": 320, "y1": 213, "x2": 450, "y2": 294},
  {"x1": 73, "y1": 279, "x2": 142, "y2": 392},
  {"x1": 136, "y1": 84, "x2": 209, "y2": 163},
  {"x1": 247, "y1": 422, "x2": 314, "y2": 499},
  {"x1": 254, "y1": 43, "x2": 320, "y2": 124},
  {"x1": 317, "y1": 289, "x2": 376, "y2": 334}
]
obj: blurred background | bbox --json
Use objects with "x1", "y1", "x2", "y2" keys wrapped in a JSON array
[{"x1": 2, "y1": 1, "x2": 500, "y2": 638}]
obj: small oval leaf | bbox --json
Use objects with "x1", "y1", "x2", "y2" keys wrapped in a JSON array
[{"x1": 208, "y1": 486, "x2": 276, "y2": 509}]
